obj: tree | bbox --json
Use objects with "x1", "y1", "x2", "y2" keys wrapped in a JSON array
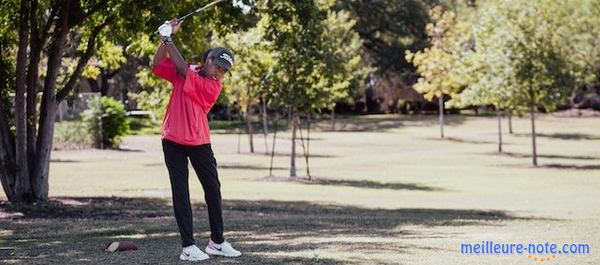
[
  {"x1": 0, "y1": 0, "x2": 256, "y2": 203},
  {"x1": 260, "y1": 0, "x2": 364, "y2": 178},
  {"x1": 406, "y1": 6, "x2": 470, "y2": 139},
  {"x1": 297, "y1": 6, "x2": 365, "y2": 178},
  {"x1": 1, "y1": 0, "x2": 123, "y2": 203},
  {"x1": 452, "y1": 0, "x2": 592, "y2": 166},
  {"x1": 214, "y1": 21, "x2": 276, "y2": 154}
]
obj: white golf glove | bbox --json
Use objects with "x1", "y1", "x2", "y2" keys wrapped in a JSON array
[{"x1": 158, "y1": 21, "x2": 172, "y2": 37}]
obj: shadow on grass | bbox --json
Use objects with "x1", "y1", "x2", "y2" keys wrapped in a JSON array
[
  {"x1": 259, "y1": 176, "x2": 445, "y2": 191},
  {"x1": 208, "y1": 114, "x2": 468, "y2": 134},
  {"x1": 114, "y1": 147, "x2": 144, "y2": 152},
  {"x1": 312, "y1": 114, "x2": 469, "y2": 133},
  {"x1": 425, "y1": 136, "x2": 495, "y2": 145},
  {"x1": 250, "y1": 152, "x2": 338, "y2": 158},
  {"x1": 49, "y1": 159, "x2": 81, "y2": 163},
  {"x1": 219, "y1": 163, "x2": 287, "y2": 171},
  {"x1": 0, "y1": 197, "x2": 543, "y2": 264},
  {"x1": 540, "y1": 164, "x2": 600, "y2": 170},
  {"x1": 488, "y1": 151, "x2": 600, "y2": 161},
  {"x1": 513, "y1": 133, "x2": 600, "y2": 140}
]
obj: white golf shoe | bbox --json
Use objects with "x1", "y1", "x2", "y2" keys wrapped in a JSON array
[
  {"x1": 179, "y1": 244, "x2": 210, "y2": 261},
  {"x1": 205, "y1": 239, "x2": 242, "y2": 257}
]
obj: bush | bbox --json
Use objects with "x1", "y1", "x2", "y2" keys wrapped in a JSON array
[
  {"x1": 53, "y1": 121, "x2": 93, "y2": 150},
  {"x1": 82, "y1": 96, "x2": 129, "y2": 149}
]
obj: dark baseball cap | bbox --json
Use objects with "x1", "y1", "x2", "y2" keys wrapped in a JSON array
[{"x1": 209, "y1": 47, "x2": 234, "y2": 71}]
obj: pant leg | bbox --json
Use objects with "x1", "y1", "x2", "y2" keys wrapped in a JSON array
[
  {"x1": 162, "y1": 139, "x2": 195, "y2": 247},
  {"x1": 188, "y1": 144, "x2": 225, "y2": 244}
]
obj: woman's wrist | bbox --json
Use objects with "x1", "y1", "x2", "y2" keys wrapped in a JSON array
[{"x1": 161, "y1": 36, "x2": 173, "y2": 45}]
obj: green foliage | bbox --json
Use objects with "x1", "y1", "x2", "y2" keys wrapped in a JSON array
[
  {"x1": 261, "y1": 0, "x2": 365, "y2": 113},
  {"x1": 129, "y1": 68, "x2": 171, "y2": 121},
  {"x1": 336, "y1": 0, "x2": 431, "y2": 76},
  {"x1": 82, "y1": 96, "x2": 129, "y2": 149},
  {"x1": 0, "y1": 0, "x2": 17, "y2": 95},
  {"x1": 53, "y1": 121, "x2": 93, "y2": 150},
  {"x1": 450, "y1": 0, "x2": 597, "y2": 114},
  {"x1": 214, "y1": 20, "x2": 275, "y2": 114},
  {"x1": 405, "y1": 6, "x2": 470, "y2": 102}
]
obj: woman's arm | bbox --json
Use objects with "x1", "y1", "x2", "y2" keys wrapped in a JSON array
[
  {"x1": 157, "y1": 19, "x2": 188, "y2": 77},
  {"x1": 152, "y1": 42, "x2": 168, "y2": 67},
  {"x1": 162, "y1": 42, "x2": 188, "y2": 77}
]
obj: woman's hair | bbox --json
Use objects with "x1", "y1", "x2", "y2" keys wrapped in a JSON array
[{"x1": 202, "y1": 49, "x2": 213, "y2": 64}]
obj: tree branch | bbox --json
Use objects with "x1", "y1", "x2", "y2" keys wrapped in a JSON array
[
  {"x1": 56, "y1": 17, "x2": 112, "y2": 102},
  {"x1": 84, "y1": 0, "x2": 109, "y2": 19}
]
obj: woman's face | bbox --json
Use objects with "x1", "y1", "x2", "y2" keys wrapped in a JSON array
[{"x1": 205, "y1": 58, "x2": 227, "y2": 81}]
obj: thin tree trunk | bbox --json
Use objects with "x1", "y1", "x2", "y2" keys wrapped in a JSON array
[
  {"x1": 246, "y1": 103, "x2": 254, "y2": 153},
  {"x1": 306, "y1": 113, "x2": 311, "y2": 179},
  {"x1": 508, "y1": 112, "x2": 513, "y2": 134},
  {"x1": 14, "y1": 0, "x2": 32, "y2": 203},
  {"x1": 290, "y1": 106, "x2": 298, "y2": 177},
  {"x1": 438, "y1": 96, "x2": 444, "y2": 139},
  {"x1": 297, "y1": 113, "x2": 312, "y2": 179},
  {"x1": 497, "y1": 108, "x2": 503, "y2": 153},
  {"x1": 261, "y1": 96, "x2": 269, "y2": 154},
  {"x1": 269, "y1": 114, "x2": 278, "y2": 177},
  {"x1": 530, "y1": 96, "x2": 537, "y2": 167},
  {"x1": 33, "y1": 0, "x2": 72, "y2": 201},
  {"x1": 330, "y1": 106, "x2": 335, "y2": 131},
  {"x1": 237, "y1": 128, "x2": 241, "y2": 154},
  {"x1": 261, "y1": 96, "x2": 268, "y2": 134}
]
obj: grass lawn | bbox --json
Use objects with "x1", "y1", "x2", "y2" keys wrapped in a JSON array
[{"x1": 1, "y1": 113, "x2": 600, "y2": 264}]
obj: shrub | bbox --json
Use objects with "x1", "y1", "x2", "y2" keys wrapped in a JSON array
[{"x1": 82, "y1": 96, "x2": 129, "y2": 149}]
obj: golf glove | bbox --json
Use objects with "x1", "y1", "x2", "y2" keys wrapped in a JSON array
[{"x1": 158, "y1": 22, "x2": 173, "y2": 37}]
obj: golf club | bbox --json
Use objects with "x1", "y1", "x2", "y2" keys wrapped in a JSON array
[{"x1": 153, "y1": 0, "x2": 224, "y2": 35}]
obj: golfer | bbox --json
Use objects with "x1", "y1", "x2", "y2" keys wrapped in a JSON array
[{"x1": 152, "y1": 19, "x2": 241, "y2": 261}]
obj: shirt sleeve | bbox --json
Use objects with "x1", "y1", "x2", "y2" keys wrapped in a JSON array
[
  {"x1": 182, "y1": 69, "x2": 223, "y2": 113},
  {"x1": 152, "y1": 57, "x2": 178, "y2": 83}
]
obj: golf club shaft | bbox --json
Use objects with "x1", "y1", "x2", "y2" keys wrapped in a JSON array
[
  {"x1": 153, "y1": 0, "x2": 224, "y2": 34},
  {"x1": 177, "y1": 0, "x2": 224, "y2": 22}
]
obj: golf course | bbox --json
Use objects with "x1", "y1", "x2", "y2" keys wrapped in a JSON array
[{"x1": 1, "y1": 114, "x2": 599, "y2": 264}]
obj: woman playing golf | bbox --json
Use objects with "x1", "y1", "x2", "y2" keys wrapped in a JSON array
[{"x1": 152, "y1": 19, "x2": 241, "y2": 261}]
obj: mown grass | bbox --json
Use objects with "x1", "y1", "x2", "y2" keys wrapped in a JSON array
[{"x1": 3, "y1": 113, "x2": 600, "y2": 264}]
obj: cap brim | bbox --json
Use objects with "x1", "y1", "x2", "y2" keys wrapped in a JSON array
[{"x1": 214, "y1": 59, "x2": 231, "y2": 71}]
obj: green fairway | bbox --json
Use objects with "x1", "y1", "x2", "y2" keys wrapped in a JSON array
[{"x1": 1, "y1": 114, "x2": 599, "y2": 264}]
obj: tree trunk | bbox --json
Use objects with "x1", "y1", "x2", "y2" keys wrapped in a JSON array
[
  {"x1": 100, "y1": 68, "x2": 115, "y2": 96},
  {"x1": 261, "y1": 96, "x2": 269, "y2": 154},
  {"x1": 508, "y1": 112, "x2": 513, "y2": 134},
  {"x1": 261, "y1": 96, "x2": 268, "y2": 134},
  {"x1": 246, "y1": 103, "x2": 254, "y2": 153},
  {"x1": 497, "y1": 108, "x2": 502, "y2": 153},
  {"x1": 530, "y1": 98, "x2": 538, "y2": 167},
  {"x1": 330, "y1": 106, "x2": 336, "y2": 131},
  {"x1": 237, "y1": 128, "x2": 241, "y2": 154},
  {"x1": 530, "y1": 87, "x2": 538, "y2": 167},
  {"x1": 87, "y1": 78, "x2": 100, "y2": 93},
  {"x1": 290, "y1": 106, "x2": 298, "y2": 177},
  {"x1": 438, "y1": 96, "x2": 444, "y2": 139},
  {"x1": 14, "y1": 0, "x2": 32, "y2": 203},
  {"x1": 269, "y1": 114, "x2": 278, "y2": 177},
  {"x1": 0, "y1": 97, "x2": 16, "y2": 201},
  {"x1": 306, "y1": 113, "x2": 311, "y2": 179},
  {"x1": 32, "y1": 0, "x2": 72, "y2": 201},
  {"x1": 26, "y1": 0, "x2": 43, "y2": 180}
]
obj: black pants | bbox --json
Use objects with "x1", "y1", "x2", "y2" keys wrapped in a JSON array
[{"x1": 162, "y1": 139, "x2": 224, "y2": 247}]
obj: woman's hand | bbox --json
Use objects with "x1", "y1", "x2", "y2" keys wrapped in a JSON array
[{"x1": 170, "y1": 19, "x2": 182, "y2": 35}]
